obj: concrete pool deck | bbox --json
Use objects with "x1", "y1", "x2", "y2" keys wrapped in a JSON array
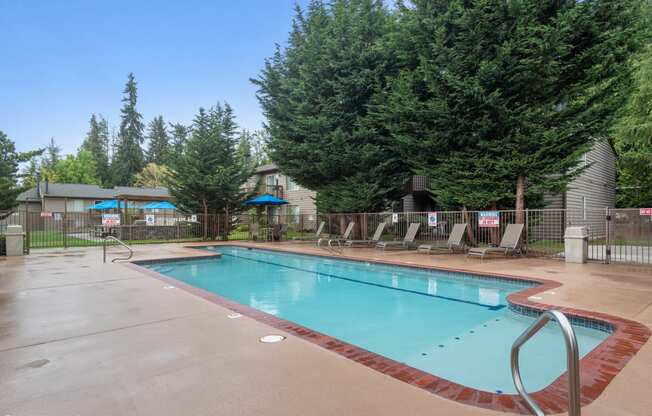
[{"x1": 1, "y1": 242, "x2": 651, "y2": 415}]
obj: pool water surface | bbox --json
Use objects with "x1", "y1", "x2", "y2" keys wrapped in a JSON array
[{"x1": 143, "y1": 246, "x2": 609, "y2": 394}]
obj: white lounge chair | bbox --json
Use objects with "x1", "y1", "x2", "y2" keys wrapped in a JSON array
[
  {"x1": 376, "y1": 223, "x2": 420, "y2": 250},
  {"x1": 467, "y1": 223, "x2": 524, "y2": 259},
  {"x1": 318, "y1": 222, "x2": 355, "y2": 246},
  {"x1": 292, "y1": 221, "x2": 325, "y2": 241},
  {"x1": 345, "y1": 222, "x2": 386, "y2": 247},
  {"x1": 417, "y1": 223, "x2": 467, "y2": 254}
]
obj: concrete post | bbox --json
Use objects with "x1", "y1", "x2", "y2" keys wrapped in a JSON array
[
  {"x1": 6, "y1": 225, "x2": 25, "y2": 256},
  {"x1": 564, "y1": 226, "x2": 588, "y2": 264}
]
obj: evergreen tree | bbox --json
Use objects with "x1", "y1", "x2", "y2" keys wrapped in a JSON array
[
  {"x1": 168, "y1": 122, "x2": 190, "y2": 170},
  {"x1": 146, "y1": 116, "x2": 171, "y2": 165},
  {"x1": 112, "y1": 73, "x2": 145, "y2": 185},
  {"x1": 0, "y1": 131, "x2": 42, "y2": 217},
  {"x1": 20, "y1": 158, "x2": 40, "y2": 189},
  {"x1": 377, "y1": 0, "x2": 644, "y2": 215},
  {"x1": 614, "y1": 45, "x2": 652, "y2": 207},
  {"x1": 40, "y1": 137, "x2": 61, "y2": 180},
  {"x1": 169, "y1": 103, "x2": 251, "y2": 238},
  {"x1": 81, "y1": 114, "x2": 111, "y2": 185},
  {"x1": 253, "y1": 0, "x2": 405, "y2": 212}
]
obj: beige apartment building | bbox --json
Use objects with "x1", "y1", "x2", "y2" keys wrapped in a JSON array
[{"x1": 246, "y1": 164, "x2": 317, "y2": 216}]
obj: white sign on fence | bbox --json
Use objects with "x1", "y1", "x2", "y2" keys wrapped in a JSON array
[
  {"x1": 40, "y1": 212, "x2": 52, "y2": 218},
  {"x1": 392, "y1": 213, "x2": 399, "y2": 224},
  {"x1": 190, "y1": 215, "x2": 197, "y2": 222},
  {"x1": 427, "y1": 212, "x2": 438, "y2": 227},
  {"x1": 479, "y1": 211, "x2": 500, "y2": 228},
  {"x1": 145, "y1": 214, "x2": 155, "y2": 226},
  {"x1": 102, "y1": 213, "x2": 120, "y2": 227}
]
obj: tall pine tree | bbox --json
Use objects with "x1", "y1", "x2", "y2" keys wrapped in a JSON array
[
  {"x1": 253, "y1": 0, "x2": 406, "y2": 212},
  {"x1": 377, "y1": 0, "x2": 643, "y2": 215},
  {"x1": 146, "y1": 116, "x2": 171, "y2": 165},
  {"x1": 169, "y1": 103, "x2": 251, "y2": 238},
  {"x1": 81, "y1": 114, "x2": 111, "y2": 185},
  {"x1": 168, "y1": 122, "x2": 190, "y2": 171},
  {"x1": 112, "y1": 73, "x2": 145, "y2": 185},
  {"x1": 0, "y1": 131, "x2": 42, "y2": 217}
]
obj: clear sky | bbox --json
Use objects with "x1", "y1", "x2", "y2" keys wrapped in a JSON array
[{"x1": 0, "y1": 0, "x2": 306, "y2": 155}]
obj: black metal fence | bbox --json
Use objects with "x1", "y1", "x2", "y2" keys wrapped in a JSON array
[{"x1": 1, "y1": 208, "x2": 650, "y2": 265}]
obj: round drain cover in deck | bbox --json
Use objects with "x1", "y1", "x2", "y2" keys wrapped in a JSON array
[{"x1": 259, "y1": 335, "x2": 286, "y2": 343}]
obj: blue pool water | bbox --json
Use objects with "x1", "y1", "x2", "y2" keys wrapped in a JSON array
[{"x1": 144, "y1": 246, "x2": 609, "y2": 393}]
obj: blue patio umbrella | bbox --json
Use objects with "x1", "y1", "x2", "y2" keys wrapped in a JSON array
[
  {"x1": 88, "y1": 200, "x2": 120, "y2": 210},
  {"x1": 142, "y1": 201, "x2": 177, "y2": 210},
  {"x1": 244, "y1": 194, "x2": 289, "y2": 206}
]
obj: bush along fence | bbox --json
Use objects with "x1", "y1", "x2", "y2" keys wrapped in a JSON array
[{"x1": 1, "y1": 208, "x2": 650, "y2": 265}]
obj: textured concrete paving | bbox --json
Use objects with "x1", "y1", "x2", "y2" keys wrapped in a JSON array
[{"x1": 0, "y1": 242, "x2": 651, "y2": 416}]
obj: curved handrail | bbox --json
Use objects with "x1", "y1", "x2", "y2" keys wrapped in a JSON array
[
  {"x1": 511, "y1": 310, "x2": 580, "y2": 416},
  {"x1": 103, "y1": 236, "x2": 134, "y2": 263}
]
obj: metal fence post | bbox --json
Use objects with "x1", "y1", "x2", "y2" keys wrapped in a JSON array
[
  {"x1": 605, "y1": 207, "x2": 611, "y2": 264},
  {"x1": 63, "y1": 204, "x2": 68, "y2": 249},
  {"x1": 24, "y1": 204, "x2": 30, "y2": 254}
]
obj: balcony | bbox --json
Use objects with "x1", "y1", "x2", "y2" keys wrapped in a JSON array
[
  {"x1": 404, "y1": 175, "x2": 430, "y2": 194},
  {"x1": 245, "y1": 184, "x2": 284, "y2": 199}
]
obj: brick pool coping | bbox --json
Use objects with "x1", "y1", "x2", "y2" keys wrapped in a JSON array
[{"x1": 127, "y1": 243, "x2": 651, "y2": 414}]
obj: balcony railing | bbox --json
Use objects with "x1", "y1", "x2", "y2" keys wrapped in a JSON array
[
  {"x1": 404, "y1": 175, "x2": 430, "y2": 194},
  {"x1": 245, "y1": 184, "x2": 284, "y2": 198}
]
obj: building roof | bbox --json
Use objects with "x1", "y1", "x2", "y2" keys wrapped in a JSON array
[
  {"x1": 254, "y1": 163, "x2": 279, "y2": 174},
  {"x1": 17, "y1": 182, "x2": 170, "y2": 201}
]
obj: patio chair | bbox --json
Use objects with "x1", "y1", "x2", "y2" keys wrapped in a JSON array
[
  {"x1": 291, "y1": 221, "x2": 325, "y2": 241},
  {"x1": 272, "y1": 223, "x2": 287, "y2": 241},
  {"x1": 467, "y1": 223, "x2": 524, "y2": 259},
  {"x1": 345, "y1": 222, "x2": 386, "y2": 247},
  {"x1": 376, "y1": 223, "x2": 420, "y2": 250},
  {"x1": 417, "y1": 223, "x2": 467, "y2": 254},
  {"x1": 318, "y1": 222, "x2": 355, "y2": 247}
]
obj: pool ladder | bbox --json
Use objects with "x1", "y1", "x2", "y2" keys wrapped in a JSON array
[
  {"x1": 102, "y1": 236, "x2": 134, "y2": 263},
  {"x1": 511, "y1": 310, "x2": 581, "y2": 416}
]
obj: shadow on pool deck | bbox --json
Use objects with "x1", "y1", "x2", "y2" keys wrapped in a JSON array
[{"x1": 1, "y1": 242, "x2": 651, "y2": 416}]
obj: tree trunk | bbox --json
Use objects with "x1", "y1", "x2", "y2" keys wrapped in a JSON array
[
  {"x1": 462, "y1": 206, "x2": 476, "y2": 245},
  {"x1": 490, "y1": 201, "x2": 499, "y2": 245},
  {"x1": 515, "y1": 174, "x2": 526, "y2": 224}
]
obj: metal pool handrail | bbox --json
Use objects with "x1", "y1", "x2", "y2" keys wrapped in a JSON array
[
  {"x1": 103, "y1": 236, "x2": 134, "y2": 263},
  {"x1": 316, "y1": 237, "x2": 343, "y2": 255},
  {"x1": 511, "y1": 309, "x2": 581, "y2": 416}
]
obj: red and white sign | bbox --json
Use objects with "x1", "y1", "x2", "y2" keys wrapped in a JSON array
[
  {"x1": 40, "y1": 211, "x2": 53, "y2": 218},
  {"x1": 102, "y1": 213, "x2": 121, "y2": 227},
  {"x1": 479, "y1": 211, "x2": 500, "y2": 228},
  {"x1": 640, "y1": 208, "x2": 652, "y2": 216}
]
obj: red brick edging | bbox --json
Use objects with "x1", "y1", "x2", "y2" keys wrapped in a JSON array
[{"x1": 126, "y1": 244, "x2": 650, "y2": 414}]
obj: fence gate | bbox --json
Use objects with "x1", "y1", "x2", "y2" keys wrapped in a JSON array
[{"x1": 605, "y1": 208, "x2": 652, "y2": 265}]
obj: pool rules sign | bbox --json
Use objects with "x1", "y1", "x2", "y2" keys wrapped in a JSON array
[
  {"x1": 479, "y1": 211, "x2": 500, "y2": 228},
  {"x1": 427, "y1": 212, "x2": 438, "y2": 227}
]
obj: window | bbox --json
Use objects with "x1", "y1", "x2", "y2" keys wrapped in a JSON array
[
  {"x1": 266, "y1": 175, "x2": 277, "y2": 187},
  {"x1": 286, "y1": 177, "x2": 299, "y2": 191},
  {"x1": 287, "y1": 205, "x2": 300, "y2": 223},
  {"x1": 65, "y1": 199, "x2": 85, "y2": 212}
]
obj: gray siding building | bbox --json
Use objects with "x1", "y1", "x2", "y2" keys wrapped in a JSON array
[{"x1": 544, "y1": 139, "x2": 616, "y2": 212}]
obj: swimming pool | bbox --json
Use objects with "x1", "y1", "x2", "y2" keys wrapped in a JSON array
[{"x1": 142, "y1": 246, "x2": 609, "y2": 394}]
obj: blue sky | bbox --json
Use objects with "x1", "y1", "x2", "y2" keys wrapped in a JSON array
[{"x1": 0, "y1": 1, "x2": 307, "y2": 154}]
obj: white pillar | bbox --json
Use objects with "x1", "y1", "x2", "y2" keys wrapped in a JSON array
[
  {"x1": 5, "y1": 225, "x2": 25, "y2": 256},
  {"x1": 564, "y1": 226, "x2": 588, "y2": 264}
]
